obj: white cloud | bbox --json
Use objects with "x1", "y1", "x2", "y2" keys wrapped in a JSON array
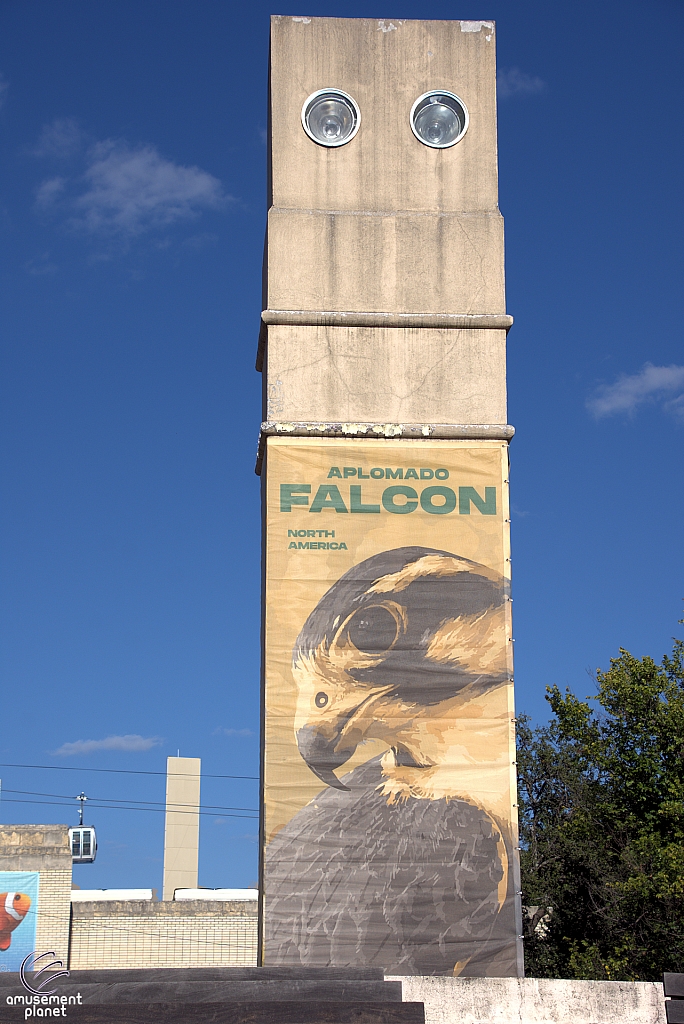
[
  {"x1": 35, "y1": 176, "x2": 67, "y2": 208},
  {"x1": 587, "y1": 362, "x2": 684, "y2": 420},
  {"x1": 664, "y1": 393, "x2": 684, "y2": 418},
  {"x1": 32, "y1": 117, "x2": 82, "y2": 158},
  {"x1": 71, "y1": 140, "x2": 227, "y2": 236},
  {"x1": 53, "y1": 734, "x2": 163, "y2": 756},
  {"x1": 34, "y1": 137, "x2": 229, "y2": 245},
  {"x1": 497, "y1": 67, "x2": 545, "y2": 100}
]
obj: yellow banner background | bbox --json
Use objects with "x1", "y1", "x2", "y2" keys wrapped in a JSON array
[{"x1": 262, "y1": 437, "x2": 520, "y2": 976}]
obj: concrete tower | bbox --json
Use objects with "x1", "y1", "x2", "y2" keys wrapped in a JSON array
[
  {"x1": 258, "y1": 16, "x2": 521, "y2": 977},
  {"x1": 162, "y1": 756, "x2": 201, "y2": 901}
]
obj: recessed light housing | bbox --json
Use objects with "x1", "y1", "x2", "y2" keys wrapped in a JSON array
[
  {"x1": 301, "y1": 89, "x2": 361, "y2": 147},
  {"x1": 410, "y1": 90, "x2": 469, "y2": 148}
]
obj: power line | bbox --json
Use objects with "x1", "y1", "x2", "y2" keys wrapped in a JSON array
[
  {"x1": 1, "y1": 788, "x2": 258, "y2": 813},
  {"x1": 0, "y1": 798, "x2": 258, "y2": 819},
  {"x1": 0, "y1": 762, "x2": 259, "y2": 780}
]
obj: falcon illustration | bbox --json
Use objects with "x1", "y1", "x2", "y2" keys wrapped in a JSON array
[{"x1": 265, "y1": 546, "x2": 518, "y2": 976}]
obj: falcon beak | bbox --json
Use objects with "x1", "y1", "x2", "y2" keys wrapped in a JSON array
[
  {"x1": 307, "y1": 764, "x2": 350, "y2": 792},
  {"x1": 296, "y1": 724, "x2": 354, "y2": 792}
]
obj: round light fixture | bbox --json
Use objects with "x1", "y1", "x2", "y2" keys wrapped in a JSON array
[
  {"x1": 410, "y1": 90, "x2": 469, "y2": 149},
  {"x1": 301, "y1": 89, "x2": 360, "y2": 147}
]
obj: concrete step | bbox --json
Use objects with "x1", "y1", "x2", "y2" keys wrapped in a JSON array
[
  {"x1": 664, "y1": 974, "x2": 684, "y2": 999},
  {"x1": 0, "y1": 966, "x2": 385, "y2": 989},
  {"x1": 57, "y1": 1001, "x2": 426, "y2": 1024},
  {"x1": 667, "y1": 1002, "x2": 684, "y2": 1024},
  {"x1": 66, "y1": 966, "x2": 386, "y2": 985},
  {"x1": 49, "y1": 979, "x2": 403, "y2": 1005}
]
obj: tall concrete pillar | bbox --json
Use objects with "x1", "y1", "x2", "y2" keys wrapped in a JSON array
[
  {"x1": 258, "y1": 16, "x2": 522, "y2": 977},
  {"x1": 162, "y1": 756, "x2": 200, "y2": 901}
]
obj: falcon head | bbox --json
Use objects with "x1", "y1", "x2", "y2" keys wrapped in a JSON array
[{"x1": 292, "y1": 546, "x2": 509, "y2": 790}]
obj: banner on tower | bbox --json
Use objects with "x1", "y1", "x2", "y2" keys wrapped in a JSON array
[{"x1": 261, "y1": 436, "x2": 521, "y2": 977}]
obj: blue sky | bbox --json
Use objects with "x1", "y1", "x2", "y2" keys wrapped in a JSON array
[{"x1": 1, "y1": 0, "x2": 682, "y2": 890}]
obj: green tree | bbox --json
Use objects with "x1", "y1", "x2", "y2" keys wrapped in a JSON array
[{"x1": 517, "y1": 627, "x2": 684, "y2": 980}]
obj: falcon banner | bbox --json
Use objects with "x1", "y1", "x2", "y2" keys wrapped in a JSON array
[{"x1": 261, "y1": 437, "x2": 522, "y2": 977}]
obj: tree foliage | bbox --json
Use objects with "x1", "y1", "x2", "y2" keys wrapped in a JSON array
[{"x1": 517, "y1": 628, "x2": 684, "y2": 980}]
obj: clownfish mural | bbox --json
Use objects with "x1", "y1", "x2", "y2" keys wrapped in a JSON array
[{"x1": 0, "y1": 892, "x2": 31, "y2": 951}]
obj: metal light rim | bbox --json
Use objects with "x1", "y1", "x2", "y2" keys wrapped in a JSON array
[
  {"x1": 409, "y1": 89, "x2": 469, "y2": 149},
  {"x1": 301, "y1": 88, "x2": 361, "y2": 148}
]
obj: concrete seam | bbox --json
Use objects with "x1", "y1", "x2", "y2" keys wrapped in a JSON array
[{"x1": 255, "y1": 421, "x2": 515, "y2": 474}]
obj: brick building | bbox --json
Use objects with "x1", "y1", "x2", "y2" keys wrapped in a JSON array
[{"x1": 0, "y1": 824, "x2": 257, "y2": 971}]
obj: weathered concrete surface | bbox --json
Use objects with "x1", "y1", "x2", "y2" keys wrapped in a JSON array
[
  {"x1": 266, "y1": 209, "x2": 505, "y2": 315},
  {"x1": 254, "y1": 422, "x2": 514, "y2": 474},
  {"x1": 263, "y1": 16, "x2": 510, "y2": 434},
  {"x1": 265, "y1": 326, "x2": 507, "y2": 425},
  {"x1": 389, "y1": 976, "x2": 666, "y2": 1024},
  {"x1": 0, "y1": 822, "x2": 71, "y2": 869},
  {"x1": 70, "y1": 899, "x2": 258, "y2": 920},
  {"x1": 269, "y1": 17, "x2": 499, "y2": 213}
]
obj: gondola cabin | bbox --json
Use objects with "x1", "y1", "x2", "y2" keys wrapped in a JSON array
[{"x1": 69, "y1": 826, "x2": 97, "y2": 864}]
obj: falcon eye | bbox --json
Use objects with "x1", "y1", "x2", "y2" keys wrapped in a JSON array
[
  {"x1": 315, "y1": 692, "x2": 329, "y2": 708},
  {"x1": 347, "y1": 606, "x2": 400, "y2": 654}
]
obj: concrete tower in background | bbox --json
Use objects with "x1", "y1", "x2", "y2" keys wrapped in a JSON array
[
  {"x1": 162, "y1": 756, "x2": 201, "y2": 901},
  {"x1": 258, "y1": 16, "x2": 522, "y2": 977}
]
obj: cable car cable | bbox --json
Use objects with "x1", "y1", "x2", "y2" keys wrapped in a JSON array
[
  {"x1": 0, "y1": 765, "x2": 259, "y2": 778},
  {"x1": 0, "y1": 797, "x2": 258, "y2": 819},
  {"x1": 1, "y1": 787, "x2": 258, "y2": 813}
]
